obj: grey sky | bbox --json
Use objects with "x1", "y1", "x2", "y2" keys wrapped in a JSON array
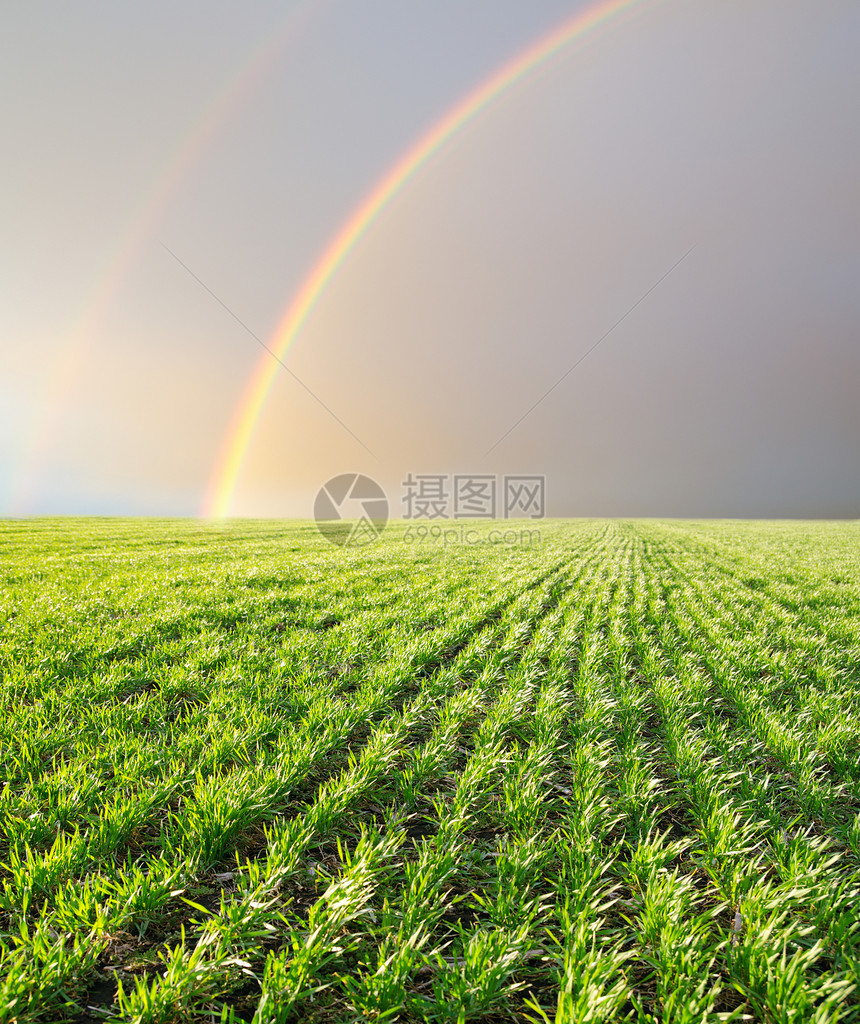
[{"x1": 1, "y1": 1, "x2": 858, "y2": 517}]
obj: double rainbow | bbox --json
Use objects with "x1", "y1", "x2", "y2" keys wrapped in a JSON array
[{"x1": 203, "y1": 0, "x2": 651, "y2": 517}]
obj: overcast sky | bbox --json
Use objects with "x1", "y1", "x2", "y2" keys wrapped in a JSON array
[{"x1": 2, "y1": 0, "x2": 858, "y2": 518}]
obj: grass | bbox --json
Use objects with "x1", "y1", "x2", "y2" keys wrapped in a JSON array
[{"x1": 0, "y1": 516, "x2": 859, "y2": 1022}]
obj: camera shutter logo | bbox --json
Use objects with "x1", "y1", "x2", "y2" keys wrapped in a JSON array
[{"x1": 314, "y1": 474, "x2": 389, "y2": 547}]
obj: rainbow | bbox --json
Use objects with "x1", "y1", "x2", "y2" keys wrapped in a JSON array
[{"x1": 204, "y1": 0, "x2": 654, "y2": 518}]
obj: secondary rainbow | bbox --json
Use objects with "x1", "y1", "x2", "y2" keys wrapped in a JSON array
[
  {"x1": 204, "y1": 0, "x2": 651, "y2": 517},
  {"x1": 4, "y1": 1, "x2": 321, "y2": 515}
]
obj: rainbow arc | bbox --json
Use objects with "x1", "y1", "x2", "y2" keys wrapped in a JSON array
[{"x1": 204, "y1": 0, "x2": 652, "y2": 517}]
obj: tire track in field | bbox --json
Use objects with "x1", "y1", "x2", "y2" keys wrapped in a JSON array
[
  {"x1": 661, "y1": 522, "x2": 860, "y2": 634},
  {"x1": 0, "y1": 557, "x2": 589, "y2": 1019},
  {"x1": 106, "y1": 557, "x2": 593, "y2": 1022},
  {"x1": 640, "y1": 523, "x2": 860, "y2": 704},
  {"x1": 624, "y1": 532, "x2": 860, "y2": 1019},
  {"x1": 647, "y1": 543, "x2": 839, "y2": 820},
  {"x1": 0, "y1": 557, "x2": 566, "y2": 873},
  {"x1": 609, "y1": 532, "x2": 859, "y2": 1021},
  {"x1": 653, "y1": 532, "x2": 860, "y2": 782},
  {"x1": 316, "y1": 554, "x2": 611, "y2": 1023},
  {"x1": 538, "y1": 528, "x2": 858, "y2": 1023},
  {"x1": 8, "y1": 545, "x2": 597, "y2": 1022},
  {"x1": 647, "y1": 539, "x2": 860, "y2": 839},
  {"x1": 511, "y1": 527, "x2": 655, "y2": 1021}
]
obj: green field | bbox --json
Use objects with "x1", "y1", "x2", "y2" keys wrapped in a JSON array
[{"x1": 1, "y1": 518, "x2": 859, "y2": 1023}]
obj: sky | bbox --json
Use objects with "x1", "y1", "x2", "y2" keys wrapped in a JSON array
[{"x1": 1, "y1": 0, "x2": 858, "y2": 519}]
